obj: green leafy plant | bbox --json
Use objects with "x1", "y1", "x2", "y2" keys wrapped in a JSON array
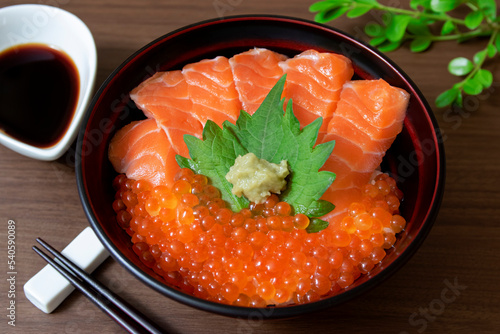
[
  {"x1": 309, "y1": 0, "x2": 499, "y2": 108},
  {"x1": 177, "y1": 75, "x2": 336, "y2": 233}
]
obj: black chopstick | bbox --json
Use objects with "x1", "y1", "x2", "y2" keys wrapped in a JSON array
[{"x1": 33, "y1": 238, "x2": 164, "y2": 334}]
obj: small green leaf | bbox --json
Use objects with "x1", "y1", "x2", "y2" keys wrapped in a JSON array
[
  {"x1": 378, "y1": 40, "x2": 402, "y2": 52},
  {"x1": 306, "y1": 218, "x2": 329, "y2": 233},
  {"x1": 448, "y1": 57, "x2": 474, "y2": 76},
  {"x1": 365, "y1": 22, "x2": 385, "y2": 37},
  {"x1": 346, "y1": 6, "x2": 373, "y2": 18},
  {"x1": 441, "y1": 20, "x2": 456, "y2": 35},
  {"x1": 464, "y1": 11, "x2": 484, "y2": 29},
  {"x1": 478, "y1": 0, "x2": 497, "y2": 20},
  {"x1": 369, "y1": 36, "x2": 387, "y2": 47},
  {"x1": 309, "y1": 0, "x2": 346, "y2": 12},
  {"x1": 475, "y1": 69, "x2": 493, "y2": 88},
  {"x1": 435, "y1": 87, "x2": 459, "y2": 107},
  {"x1": 463, "y1": 77, "x2": 483, "y2": 95},
  {"x1": 407, "y1": 19, "x2": 432, "y2": 36},
  {"x1": 297, "y1": 199, "x2": 336, "y2": 218},
  {"x1": 314, "y1": 6, "x2": 349, "y2": 23},
  {"x1": 386, "y1": 15, "x2": 412, "y2": 42},
  {"x1": 430, "y1": 0, "x2": 461, "y2": 12},
  {"x1": 473, "y1": 50, "x2": 486, "y2": 65},
  {"x1": 410, "y1": 37, "x2": 432, "y2": 52},
  {"x1": 487, "y1": 44, "x2": 497, "y2": 57}
]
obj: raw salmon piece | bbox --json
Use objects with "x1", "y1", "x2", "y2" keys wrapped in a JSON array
[
  {"x1": 320, "y1": 79, "x2": 409, "y2": 223},
  {"x1": 130, "y1": 70, "x2": 202, "y2": 158},
  {"x1": 279, "y1": 49, "x2": 354, "y2": 140},
  {"x1": 182, "y1": 56, "x2": 242, "y2": 127},
  {"x1": 229, "y1": 48, "x2": 288, "y2": 114},
  {"x1": 108, "y1": 118, "x2": 179, "y2": 188}
]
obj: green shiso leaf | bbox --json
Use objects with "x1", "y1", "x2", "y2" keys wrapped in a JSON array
[
  {"x1": 178, "y1": 75, "x2": 336, "y2": 232},
  {"x1": 227, "y1": 76, "x2": 336, "y2": 221}
]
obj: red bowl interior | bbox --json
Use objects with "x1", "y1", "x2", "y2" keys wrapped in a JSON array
[{"x1": 76, "y1": 15, "x2": 445, "y2": 319}]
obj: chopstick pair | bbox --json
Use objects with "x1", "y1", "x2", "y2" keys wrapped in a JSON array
[{"x1": 33, "y1": 238, "x2": 164, "y2": 334}]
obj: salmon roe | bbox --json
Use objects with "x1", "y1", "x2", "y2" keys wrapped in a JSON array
[{"x1": 112, "y1": 169, "x2": 406, "y2": 306}]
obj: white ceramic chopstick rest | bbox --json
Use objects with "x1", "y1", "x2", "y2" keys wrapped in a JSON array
[{"x1": 24, "y1": 227, "x2": 109, "y2": 313}]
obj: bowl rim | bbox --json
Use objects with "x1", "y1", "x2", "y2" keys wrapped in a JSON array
[
  {"x1": 76, "y1": 14, "x2": 446, "y2": 319},
  {"x1": 0, "y1": 4, "x2": 97, "y2": 161}
]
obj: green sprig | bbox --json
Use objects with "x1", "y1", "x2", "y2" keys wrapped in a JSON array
[{"x1": 310, "y1": 0, "x2": 499, "y2": 108}]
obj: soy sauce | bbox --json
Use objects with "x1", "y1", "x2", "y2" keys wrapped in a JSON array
[{"x1": 0, "y1": 43, "x2": 79, "y2": 148}]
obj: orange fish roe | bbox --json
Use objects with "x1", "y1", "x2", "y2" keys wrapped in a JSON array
[{"x1": 112, "y1": 169, "x2": 406, "y2": 306}]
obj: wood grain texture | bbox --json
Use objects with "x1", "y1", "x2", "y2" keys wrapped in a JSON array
[{"x1": 1, "y1": 1, "x2": 499, "y2": 333}]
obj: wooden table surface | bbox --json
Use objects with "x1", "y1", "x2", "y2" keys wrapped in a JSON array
[{"x1": 1, "y1": 0, "x2": 499, "y2": 333}]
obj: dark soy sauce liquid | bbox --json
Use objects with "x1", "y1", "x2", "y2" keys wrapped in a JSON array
[{"x1": 0, "y1": 43, "x2": 79, "y2": 148}]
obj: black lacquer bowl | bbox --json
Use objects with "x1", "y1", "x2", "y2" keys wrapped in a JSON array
[{"x1": 76, "y1": 16, "x2": 445, "y2": 319}]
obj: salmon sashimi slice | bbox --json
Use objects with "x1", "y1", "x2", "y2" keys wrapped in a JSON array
[
  {"x1": 108, "y1": 118, "x2": 179, "y2": 188},
  {"x1": 279, "y1": 49, "x2": 354, "y2": 141},
  {"x1": 130, "y1": 70, "x2": 202, "y2": 158},
  {"x1": 229, "y1": 48, "x2": 288, "y2": 115},
  {"x1": 112, "y1": 50, "x2": 408, "y2": 202},
  {"x1": 320, "y1": 79, "x2": 409, "y2": 223},
  {"x1": 182, "y1": 56, "x2": 242, "y2": 127}
]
